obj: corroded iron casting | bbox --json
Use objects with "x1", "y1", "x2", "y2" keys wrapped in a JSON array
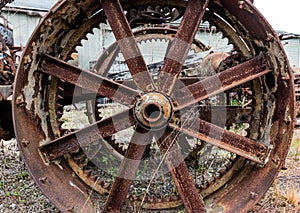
[
  {"x1": 134, "y1": 92, "x2": 173, "y2": 130},
  {"x1": 13, "y1": 0, "x2": 295, "y2": 212}
]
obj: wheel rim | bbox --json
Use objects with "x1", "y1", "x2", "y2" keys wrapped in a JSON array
[{"x1": 13, "y1": 0, "x2": 295, "y2": 212}]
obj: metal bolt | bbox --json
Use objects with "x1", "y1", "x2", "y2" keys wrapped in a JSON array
[
  {"x1": 16, "y1": 95, "x2": 26, "y2": 108},
  {"x1": 250, "y1": 192, "x2": 258, "y2": 199},
  {"x1": 146, "y1": 84, "x2": 154, "y2": 91},
  {"x1": 39, "y1": 177, "x2": 47, "y2": 184},
  {"x1": 67, "y1": 207, "x2": 74, "y2": 213},
  {"x1": 272, "y1": 157, "x2": 280, "y2": 165},
  {"x1": 267, "y1": 33, "x2": 274, "y2": 42},
  {"x1": 238, "y1": 1, "x2": 246, "y2": 9},
  {"x1": 49, "y1": 154, "x2": 56, "y2": 160},
  {"x1": 281, "y1": 74, "x2": 290, "y2": 81},
  {"x1": 21, "y1": 139, "x2": 30, "y2": 147},
  {"x1": 284, "y1": 115, "x2": 292, "y2": 124}
]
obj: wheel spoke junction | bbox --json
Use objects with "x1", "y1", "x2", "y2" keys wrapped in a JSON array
[{"x1": 13, "y1": 0, "x2": 295, "y2": 212}]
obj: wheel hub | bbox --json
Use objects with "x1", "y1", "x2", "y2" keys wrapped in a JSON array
[{"x1": 134, "y1": 92, "x2": 173, "y2": 130}]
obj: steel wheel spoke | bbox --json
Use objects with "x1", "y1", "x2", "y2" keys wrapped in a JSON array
[
  {"x1": 157, "y1": 0, "x2": 210, "y2": 95},
  {"x1": 169, "y1": 118, "x2": 270, "y2": 165},
  {"x1": 104, "y1": 125, "x2": 152, "y2": 212},
  {"x1": 39, "y1": 108, "x2": 135, "y2": 160},
  {"x1": 155, "y1": 128, "x2": 206, "y2": 212},
  {"x1": 173, "y1": 54, "x2": 270, "y2": 110},
  {"x1": 40, "y1": 54, "x2": 138, "y2": 105},
  {"x1": 101, "y1": 0, "x2": 155, "y2": 92}
]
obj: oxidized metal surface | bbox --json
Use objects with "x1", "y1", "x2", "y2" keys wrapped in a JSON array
[
  {"x1": 134, "y1": 92, "x2": 173, "y2": 130},
  {"x1": 0, "y1": 13, "x2": 18, "y2": 140},
  {"x1": 13, "y1": 0, "x2": 295, "y2": 212}
]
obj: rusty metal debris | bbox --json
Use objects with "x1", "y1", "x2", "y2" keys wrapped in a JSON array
[
  {"x1": 12, "y1": 0, "x2": 295, "y2": 212},
  {"x1": 0, "y1": 13, "x2": 20, "y2": 140}
]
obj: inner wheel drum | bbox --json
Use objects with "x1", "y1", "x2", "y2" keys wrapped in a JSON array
[{"x1": 13, "y1": 0, "x2": 295, "y2": 212}]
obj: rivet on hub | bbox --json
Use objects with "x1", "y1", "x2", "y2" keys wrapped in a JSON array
[{"x1": 21, "y1": 138, "x2": 30, "y2": 147}]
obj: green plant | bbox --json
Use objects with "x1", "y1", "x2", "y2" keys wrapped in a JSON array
[
  {"x1": 16, "y1": 171, "x2": 29, "y2": 179},
  {"x1": 0, "y1": 180, "x2": 3, "y2": 190}
]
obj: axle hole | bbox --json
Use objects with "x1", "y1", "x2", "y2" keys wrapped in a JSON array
[{"x1": 143, "y1": 104, "x2": 162, "y2": 122}]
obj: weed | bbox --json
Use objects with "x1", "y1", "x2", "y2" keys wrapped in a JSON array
[
  {"x1": 285, "y1": 186, "x2": 300, "y2": 210},
  {"x1": 16, "y1": 171, "x2": 29, "y2": 180},
  {"x1": 0, "y1": 180, "x2": 3, "y2": 190}
]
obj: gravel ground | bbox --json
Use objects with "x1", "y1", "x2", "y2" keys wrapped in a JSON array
[
  {"x1": 0, "y1": 139, "x2": 58, "y2": 213},
  {"x1": 1, "y1": 132, "x2": 299, "y2": 213}
]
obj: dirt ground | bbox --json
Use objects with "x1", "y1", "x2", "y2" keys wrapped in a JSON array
[{"x1": 0, "y1": 130, "x2": 299, "y2": 213}]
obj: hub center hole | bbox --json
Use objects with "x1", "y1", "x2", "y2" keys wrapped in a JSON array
[{"x1": 144, "y1": 104, "x2": 162, "y2": 122}]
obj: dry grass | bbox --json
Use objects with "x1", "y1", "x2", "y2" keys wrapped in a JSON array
[
  {"x1": 284, "y1": 186, "x2": 299, "y2": 210},
  {"x1": 250, "y1": 130, "x2": 300, "y2": 212}
]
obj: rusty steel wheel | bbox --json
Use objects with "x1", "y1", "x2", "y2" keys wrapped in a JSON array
[{"x1": 13, "y1": 0, "x2": 295, "y2": 212}]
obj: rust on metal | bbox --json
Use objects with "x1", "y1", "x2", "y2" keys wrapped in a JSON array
[
  {"x1": 173, "y1": 54, "x2": 270, "y2": 110},
  {"x1": 101, "y1": 0, "x2": 155, "y2": 92},
  {"x1": 157, "y1": 0, "x2": 210, "y2": 95},
  {"x1": 40, "y1": 108, "x2": 135, "y2": 160},
  {"x1": 134, "y1": 92, "x2": 173, "y2": 130},
  {"x1": 104, "y1": 126, "x2": 152, "y2": 212},
  {"x1": 170, "y1": 117, "x2": 269, "y2": 164},
  {"x1": 41, "y1": 54, "x2": 139, "y2": 105},
  {"x1": 156, "y1": 129, "x2": 206, "y2": 212},
  {"x1": 12, "y1": 0, "x2": 295, "y2": 212}
]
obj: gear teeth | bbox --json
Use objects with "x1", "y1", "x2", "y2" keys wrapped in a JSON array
[
  {"x1": 58, "y1": 86, "x2": 65, "y2": 92},
  {"x1": 215, "y1": 172, "x2": 221, "y2": 179},
  {"x1": 82, "y1": 35, "x2": 88, "y2": 41},
  {"x1": 206, "y1": 174, "x2": 215, "y2": 185},
  {"x1": 56, "y1": 111, "x2": 63, "y2": 116},
  {"x1": 148, "y1": 196, "x2": 154, "y2": 203},
  {"x1": 89, "y1": 175, "x2": 98, "y2": 182},
  {"x1": 83, "y1": 168, "x2": 92, "y2": 176},
  {"x1": 127, "y1": 194, "x2": 134, "y2": 201},
  {"x1": 56, "y1": 95, "x2": 64, "y2": 101},
  {"x1": 59, "y1": 128, "x2": 67, "y2": 136},
  {"x1": 200, "y1": 180, "x2": 209, "y2": 189},
  {"x1": 164, "y1": 196, "x2": 171, "y2": 202},
  {"x1": 218, "y1": 166, "x2": 227, "y2": 175},
  {"x1": 97, "y1": 178, "x2": 104, "y2": 186},
  {"x1": 156, "y1": 197, "x2": 162, "y2": 203},
  {"x1": 70, "y1": 148, "x2": 80, "y2": 154},
  {"x1": 103, "y1": 183, "x2": 110, "y2": 190},
  {"x1": 224, "y1": 160, "x2": 233, "y2": 169},
  {"x1": 56, "y1": 103, "x2": 64, "y2": 109},
  {"x1": 170, "y1": 195, "x2": 179, "y2": 201},
  {"x1": 73, "y1": 155, "x2": 84, "y2": 162}
]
